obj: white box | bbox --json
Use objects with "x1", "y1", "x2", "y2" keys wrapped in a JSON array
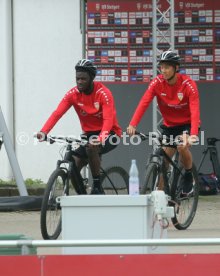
[{"x1": 60, "y1": 195, "x2": 167, "y2": 255}]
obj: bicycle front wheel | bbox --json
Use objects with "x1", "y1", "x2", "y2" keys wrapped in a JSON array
[
  {"x1": 170, "y1": 164, "x2": 199, "y2": 230},
  {"x1": 40, "y1": 169, "x2": 69, "y2": 240},
  {"x1": 141, "y1": 163, "x2": 160, "y2": 194},
  {"x1": 100, "y1": 166, "x2": 129, "y2": 194}
]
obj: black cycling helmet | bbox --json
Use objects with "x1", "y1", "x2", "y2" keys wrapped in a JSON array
[
  {"x1": 158, "y1": 50, "x2": 180, "y2": 65},
  {"x1": 75, "y1": 59, "x2": 97, "y2": 79}
]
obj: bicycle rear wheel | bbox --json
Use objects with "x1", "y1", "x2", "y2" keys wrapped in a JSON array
[
  {"x1": 40, "y1": 169, "x2": 71, "y2": 240},
  {"x1": 170, "y1": 164, "x2": 199, "y2": 230},
  {"x1": 100, "y1": 166, "x2": 129, "y2": 194},
  {"x1": 141, "y1": 163, "x2": 160, "y2": 194}
]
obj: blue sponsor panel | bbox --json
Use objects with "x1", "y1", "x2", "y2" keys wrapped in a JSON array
[
  {"x1": 130, "y1": 32, "x2": 136, "y2": 37},
  {"x1": 143, "y1": 50, "x2": 150, "y2": 56},
  {"x1": 179, "y1": 69, "x2": 186, "y2": 74},
  {"x1": 108, "y1": 38, "x2": 115, "y2": 43},
  {"x1": 130, "y1": 76, "x2": 137, "y2": 81},
  {"x1": 185, "y1": 49, "x2": 192, "y2": 55},
  {"x1": 101, "y1": 51, "x2": 108, "y2": 56},
  {"x1": 115, "y1": 19, "x2": 121, "y2": 24},
  {"x1": 215, "y1": 30, "x2": 220, "y2": 38},
  {"x1": 215, "y1": 75, "x2": 220, "y2": 80},
  {"x1": 88, "y1": 13, "x2": 95, "y2": 18},
  {"x1": 199, "y1": 17, "x2": 206, "y2": 23},
  {"x1": 136, "y1": 69, "x2": 143, "y2": 75},
  {"x1": 192, "y1": 36, "x2": 199, "y2": 43},
  {"x1": 96, "y1": 69, "x2": 101, "y2": 76}
]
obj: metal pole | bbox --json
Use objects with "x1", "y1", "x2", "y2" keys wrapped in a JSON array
[
  {"x1": 80, "y1": 0, "x2": 86, "y2": 58},
  {"x1": 170, "y1": 0, "x2": 175, "y2": 49},
  {"x1": 0, "y1": 0, "x2": 15, "y2": 179},
  {"x1": 1, "y1": 0, "x2": 14, "y2": 140},
  {"x1": 152, "y1": 0, "x2": 175, "y2": 132},
  {"x1": 152, "y1": 0, "x2": 158, "y2": 79},
  {"x1": 152, "y1": 0, "x2": 158, "y2": 132},
  {"x1": 1, "y1": 238, "x2": 220, "y2": 249},
  {"x1": 0, "y1": 106, "x2": 28, "y2": 196}
]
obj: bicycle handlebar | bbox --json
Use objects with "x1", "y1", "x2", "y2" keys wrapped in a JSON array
[
  {"x1": 134, "y1": 130, "x2": 197, "y2": 147},
  {"x1": 135, "y1": 131, "x2": 157, "y2": 141},
  {"x1": 47, "y1": 135, "x2": 88, "y2": 146}
]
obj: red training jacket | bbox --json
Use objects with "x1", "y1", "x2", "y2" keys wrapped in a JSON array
[
  {"x1": 41, "y1": 82, "x2": 122, "y2": 142},
  {"x1": 130, "y1": 73, "x2": 200, "y2": 135}
]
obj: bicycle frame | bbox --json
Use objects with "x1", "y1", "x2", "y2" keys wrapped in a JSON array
[
  {"x1": 52, "y1": 137, "x2": 122, "y2": 195},
  {"x1": 138, "y1": 131, "x2": 200, "y2": 230},
  {"x1": 138, "y1": 131, "x2": 182, "y2": 175},
  {"x1": 40, "y1": 134, "x2": 129, "y2": 240},
  {"x1": 52, "y1": 140, "x2": 87, "y2": 194},
  {"x1": 147, "y1": 143, "x2": 183, "y2": 181}
]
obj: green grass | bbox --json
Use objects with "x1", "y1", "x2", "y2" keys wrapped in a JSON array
[{"x1": 0, "y1": 178, "x2": 46, "y2": 188}]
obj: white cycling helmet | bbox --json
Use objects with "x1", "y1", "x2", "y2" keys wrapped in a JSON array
[{"x1": 158, "y1": 51, "x2": 180, "y2": 65}]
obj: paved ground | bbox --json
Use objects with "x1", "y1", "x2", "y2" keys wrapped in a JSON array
[{"x1": 0, "y1": 194, "x2": 220, "y2": 255}]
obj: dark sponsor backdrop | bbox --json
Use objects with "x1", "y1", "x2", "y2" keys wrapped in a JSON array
[{"x1": 87, "y1": 0, "x2": 220, "y2": 83}]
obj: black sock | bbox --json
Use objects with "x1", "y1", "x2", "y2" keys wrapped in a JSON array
[{"x1": 93, "y1": 175, "x2": 100, "y2": 188}]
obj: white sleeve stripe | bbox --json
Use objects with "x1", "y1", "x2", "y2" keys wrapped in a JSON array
[
  {"x1": 156, "y1": 76, "x2": 162, "y2": 82},
  {"x1": 182, "y1": 79, "x2": 188, "y2": 85},
  {"x1": 96, "y1": 88, "x2": 103, "y2": 94},
  {"x1": 185, "y1": 82, "x2": 196, "y2": 93}
]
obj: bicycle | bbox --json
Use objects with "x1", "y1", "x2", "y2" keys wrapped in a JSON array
[
  {"x1": 137, "y1": 131, "x2": 199, "y2": 230},
  {"x1": 40, "y1": 135, "x2": 129, "y2": 240}
]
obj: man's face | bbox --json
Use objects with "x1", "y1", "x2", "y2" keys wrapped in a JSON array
[
  {"x1": 159, "y1": 63, "x2": 178, "y2": 80},
  {"x1": 76, "y1": 71, "x2": 92, "y2": 94}
]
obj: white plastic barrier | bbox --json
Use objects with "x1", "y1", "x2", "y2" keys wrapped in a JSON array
[{"x1": 59, "y1": 194, "x2": 170, "y2": 255}]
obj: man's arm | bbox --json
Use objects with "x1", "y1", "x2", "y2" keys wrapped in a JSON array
[
  {"x1": 98, "y1": 91, "x2": 115, "y2": 142},
  {"x1": 188, "y1": 81, "x2": 200, "y2": 136},
  {"x1": 129, "y1": 82, "x2": 156, "y2": 128},
  {"x1": 41, "y1": 93, "x2": 73, "y2": 134}
]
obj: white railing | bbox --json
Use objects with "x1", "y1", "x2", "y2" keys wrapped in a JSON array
[{"x1": 1, "y1": 238, "x2": 220, "y2": 249}]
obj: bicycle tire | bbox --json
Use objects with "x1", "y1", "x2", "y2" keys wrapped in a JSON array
[
  {"x1": 40, "y1": 169, "x2": 69, "y2": 240},
  {"x1": 100, "y1": 166, "x2": 129, "y2": 194},
  {"x1": 170, "y1": 163, "x2": 199, "y2": 230},
  {"x1": 141, "y1": 163, "x2": 160, "y2": 194}
]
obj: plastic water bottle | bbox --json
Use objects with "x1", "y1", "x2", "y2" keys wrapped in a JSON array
[{"x1": 129, "y1": 159, "x2": 140, "y2": 196}]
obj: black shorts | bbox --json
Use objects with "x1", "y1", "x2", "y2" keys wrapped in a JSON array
[
  {"x1": 160, "y1": 124, "x2": 191, "y2": 138},
  {"x1": 74, "y1": 131, "x2": 120, "y2": 159}
]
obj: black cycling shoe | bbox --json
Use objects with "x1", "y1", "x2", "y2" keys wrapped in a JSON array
[
  {"x1": 181, "y1": 171, "x2": 194, "y2": 195},
  {"x1": 90, "y1": 186, "x2": 105, "y2": 195}
]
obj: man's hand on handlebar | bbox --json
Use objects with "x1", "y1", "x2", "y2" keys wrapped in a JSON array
[
  {"x1": 188, "y1": 135, "x2": 199, "y2": 145},
  {"x1": 177, "y1": 133, "x2": 199, "y2": 147},
  {"x1": 126, "y1": 125, "x2": 136, "y2": 136}
]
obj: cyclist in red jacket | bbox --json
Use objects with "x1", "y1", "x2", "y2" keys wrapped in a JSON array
[
  {"x1": 37, "y1": 59, "x2": 122, "y2": 194},
  {"x1": 127, "y1": 50, "x2": 200, "y2": 195}
]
